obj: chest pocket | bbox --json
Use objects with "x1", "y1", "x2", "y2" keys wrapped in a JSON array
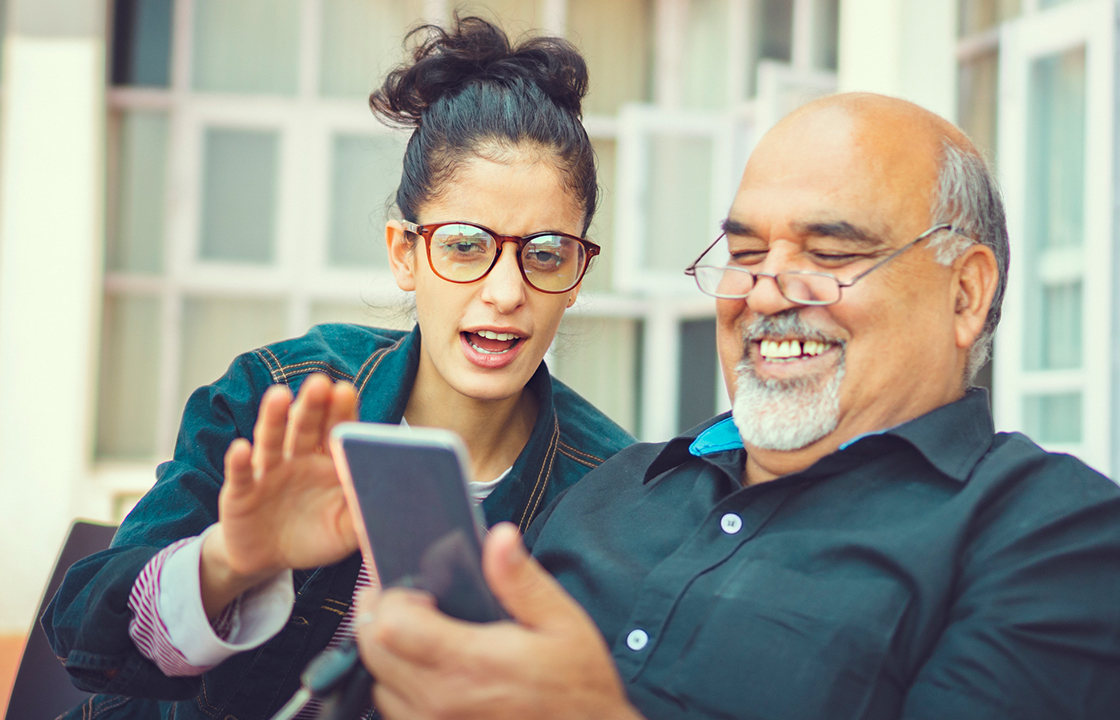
[{"x1": 660, "y1": 560, "x2": 909, "y2": 720}]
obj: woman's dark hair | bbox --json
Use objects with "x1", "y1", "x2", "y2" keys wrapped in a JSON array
[{"x1": 369, "y1": 16, "x2": 597, "y2": 234}]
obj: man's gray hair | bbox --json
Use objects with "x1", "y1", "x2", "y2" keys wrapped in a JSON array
[{"x1": 925, "y1": 141, "x2": 1010, "y2": 385}]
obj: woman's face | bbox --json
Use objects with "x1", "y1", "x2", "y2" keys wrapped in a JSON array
[{"x1": 386, "y1": 152, "x2": 586, "y2": 404}]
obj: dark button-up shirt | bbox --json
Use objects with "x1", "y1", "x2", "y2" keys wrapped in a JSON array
[{"x1": 527, "y1": 390, "x2": 1120, "y2": 720}]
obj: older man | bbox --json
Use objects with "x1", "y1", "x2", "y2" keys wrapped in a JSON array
[{"x1": 355, "y1": 93, "x2": 1120, "y2": 720}]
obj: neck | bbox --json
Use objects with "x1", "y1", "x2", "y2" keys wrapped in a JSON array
[{"x1": 404, "y1": 363, "x2": 538, "y2": 485}]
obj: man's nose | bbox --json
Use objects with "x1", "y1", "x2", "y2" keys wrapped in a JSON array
[
  {"x1": 480, "y1": 241, "x2": 528, "y2": 312},
  {"x1": 745, "y1": 273, "x2": 800, "y2": 316}
]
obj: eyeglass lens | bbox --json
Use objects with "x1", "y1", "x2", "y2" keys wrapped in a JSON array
[
  {"x1": 692, "y1": 265, "x2": 842, "y2": 304},
  {"x1": 429, "y1": 224, "x2": 588, "y2": 292}
]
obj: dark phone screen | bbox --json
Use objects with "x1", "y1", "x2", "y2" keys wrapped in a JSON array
[{"x1": 341, "y1": 437, "x2": 506, "y2": 623}]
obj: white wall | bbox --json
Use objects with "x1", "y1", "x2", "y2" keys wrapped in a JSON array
[
  {"x1": 0, "y1": 0, "x2": 105, "y2": 633},
  {"x1": 838, "y1": 0, "x2": 958, "y2": 120}
]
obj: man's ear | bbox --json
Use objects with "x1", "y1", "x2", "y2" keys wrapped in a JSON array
[
  {"x1": 386, "y1": 220, "x2": 416, "y2": 292},
  {"x1": 952, "y1": 243, "x2": 999, "y2": 350}
]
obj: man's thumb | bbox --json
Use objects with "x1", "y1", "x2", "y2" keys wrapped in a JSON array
[{"x1": 482, "y1": 522, "x2": 580, "y2": 632}]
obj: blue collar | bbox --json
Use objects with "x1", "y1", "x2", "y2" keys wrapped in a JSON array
[{"x1": 689, "y1": 417, "x2": 744, "y2": 456}]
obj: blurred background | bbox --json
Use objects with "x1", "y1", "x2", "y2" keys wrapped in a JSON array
[{"x1": 0, "y1": 0, "x2": 1115, "y2": 699}]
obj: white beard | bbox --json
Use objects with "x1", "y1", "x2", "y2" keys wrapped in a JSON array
[{"x1": 730, "y1": 313, "x2": 845, "y2": 452}]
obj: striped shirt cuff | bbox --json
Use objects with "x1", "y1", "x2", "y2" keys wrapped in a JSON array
[{"x1": 127, "y1": 528, "x2": 294, "y2": 676}]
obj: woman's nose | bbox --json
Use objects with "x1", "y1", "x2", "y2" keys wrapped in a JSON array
[{"x1": 480, "y1": 241, "x2": 528, "y2": 312}]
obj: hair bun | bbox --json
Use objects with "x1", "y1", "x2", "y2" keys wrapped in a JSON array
[{"x1": 370, "y1": 15, "x2": 589, "y2": 127}]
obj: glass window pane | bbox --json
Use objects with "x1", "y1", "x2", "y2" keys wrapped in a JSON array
[
  {"x1": 813, "y1": 0, "x2": 839, "y2": 70},
  {"x1": 111, "y1": 0, "x2": 173, "y2": 87},
  {"x1": 683, "y1": 0, "x2": 731, "y2": 110},
  {"x1": 957, "y1": 49, "x2": 999, "y2": 161},
  {"x1": 759, "y1": 0, "x2": 793, "y2": 63},
  {"x1": 1027, "y1": 48, "x2": 1085, "y2": 251},
  {"x1": 320, "y1": 0, "x2": 425, "y2": 97},
  {"x1": 1025, "y1": 281, "x2": 1082, "y2": 370},
  {"x1": 192, "y1": 0, "x2": 299, "y2": 94},
  {"x1": 741, "y1": 0, "x2": 793, "y2": 97},
  {"x1": 678, "y1": 319, "x2": 717, "y2": 432},
  {"x1": 646, "y1": 134, "x2": 713, "y2": 274},
  {"x1": 958, "y1": 0, "x2": 1021, "y2": 37},
  {"x1": 309, "y1": 302, "x2": 414, "y2": 331},
  {"x1": 1023, "y1": 393, "x2": 1081, "y2": 443},
  {"x1": 551, "y1": 316, "x2": 639, "y2": 435},
  {"x1": 329, "y1": 133, "x2": 407, "y2": 268},
  {"x1": 179, "y1": 297, "x2": 286, "y2": 411},
  {"x1": 200, "y1": 128, "x2": 279, "y2": 263},
  {"x1": 108, "y1": 110, "x2": 168, "y2": 273},
  {"x1": 96, "y1": 294, "x2": 161, "y2": 459},
  {"x1": 1024, "y1": 47, "x2": 1085, "y2": 372},
  {"x1": 567, "y1": 0, "x2": 653, "y2": 115}
]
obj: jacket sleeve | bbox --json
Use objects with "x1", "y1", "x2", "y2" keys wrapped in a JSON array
[{"x1": 41, "y1": 352, "x2": 274, "y2": 699}]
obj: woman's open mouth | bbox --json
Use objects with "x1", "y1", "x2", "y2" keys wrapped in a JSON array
[{"x1": 461, "y1": 330, "x2": 526, "y2": 369}]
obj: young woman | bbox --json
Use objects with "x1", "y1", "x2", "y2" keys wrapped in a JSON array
[{"x1": 45, "y1": 17, "x2": 634, "y2": 720}]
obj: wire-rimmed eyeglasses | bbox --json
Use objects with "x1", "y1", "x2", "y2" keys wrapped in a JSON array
[
  {"x1": 403, "y1": 221, "x2": 600, "y2": 294},
  {"x1": 684, "y1": 224, "x2": 965, "y2": 306}
]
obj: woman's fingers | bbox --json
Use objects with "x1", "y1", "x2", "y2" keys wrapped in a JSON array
[
  {"x1": 323, "y1": 381, "x2": 358, "y2": 445},
  {"x1": 223, "y1": 437, "x2": 254, "y2": 498},
  {"x1": 252, "y1": 384, "x2": 292, "y2": 478},
  {"x1": 284, "y1": 374, "x2": 333, "y2": 458}
]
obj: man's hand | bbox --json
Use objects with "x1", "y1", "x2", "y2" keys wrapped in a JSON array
[
  {"x1": 356, "y1": 523, "x2": 644, "y2": 720},
  {"x1": 201, "y1": 373, "x2": 359, "y2": 619}
]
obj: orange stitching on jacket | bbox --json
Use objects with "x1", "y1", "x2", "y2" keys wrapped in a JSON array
[
  {"x1": 556, "y1": 441, "x2": 604, "y2": 464},
  {"x1": 357, "y1": 335, "x2": 407, "y2": 396},
  {"x1": 517, "y1": 414, "x2": 558, "y2": 531},
  {"x1": 557, "y1": 445, "x2": 597, "y2": 468},
  {"x1": 256, "y1": 347, "x2": 288, "y2": 385},
  {"x1": 90, "y1": 695, "x2": 132, "y2": 718}
]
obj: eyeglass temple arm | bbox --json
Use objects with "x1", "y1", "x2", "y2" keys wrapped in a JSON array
[
  {"x1": 837, "y1": 224, "x2": 958, "y2": 288},
  {"x1": 684, "y1": 234, "x2": 727, "y2": 275}
]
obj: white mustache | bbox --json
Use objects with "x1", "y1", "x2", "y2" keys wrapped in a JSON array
[{"x1": 741, "y1": 310, "x2": 843, "y2": 346}]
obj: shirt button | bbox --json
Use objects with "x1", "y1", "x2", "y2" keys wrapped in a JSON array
[
  {"x1": 720, "y1": 513, "x2": 743, "y2": 534},
  {"x1": 626, "y1": 629, "x2": 649, "y2": 651}
]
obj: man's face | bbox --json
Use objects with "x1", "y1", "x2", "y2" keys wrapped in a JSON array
[{"x1": 718, "y1": 103, "x2": 966, "y2": 477}]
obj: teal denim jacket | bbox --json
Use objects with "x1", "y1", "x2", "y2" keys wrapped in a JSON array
[{"x1": 43, "y1": 323, "x2": 635, "y2": 720}]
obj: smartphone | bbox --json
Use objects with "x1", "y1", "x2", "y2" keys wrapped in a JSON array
[{"x1": 330, "y1": 421, "x2": 507, "y2": 623}]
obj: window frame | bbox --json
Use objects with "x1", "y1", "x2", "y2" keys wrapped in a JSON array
[{"x1": 993, "y1": 0, "x2": 1115, "y2": 473}]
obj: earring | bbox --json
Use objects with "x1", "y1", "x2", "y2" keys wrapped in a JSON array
[{"x1": 566, "y1": 294, "x2": 576, "y2": 308}]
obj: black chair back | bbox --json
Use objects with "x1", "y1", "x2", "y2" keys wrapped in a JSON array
[{"x1": 5, "y1": 520, "x2": 117, "y2": 720}]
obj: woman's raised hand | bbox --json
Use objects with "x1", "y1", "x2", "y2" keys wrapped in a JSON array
[{"x1": 201, "y1": 373, "x2": 359, "y2": 619}]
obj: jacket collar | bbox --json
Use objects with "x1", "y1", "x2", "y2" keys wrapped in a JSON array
[
  {"x1": 644, "y1": 388, "x2": 995, "y2": 485},
  {"x1": 353, "y1": 325, "x2": 420, "y2": 424}
]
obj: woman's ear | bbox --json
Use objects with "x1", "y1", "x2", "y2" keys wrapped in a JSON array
[
  {"x1": 952, "y1": 243, "x2": 999, "y2": 351},
  {"x1": 386, "y1": 220, "x2": 416, "y2": 292},
  {"x1": 565, "y1": 282, "x2": 582, "y2": 308}
]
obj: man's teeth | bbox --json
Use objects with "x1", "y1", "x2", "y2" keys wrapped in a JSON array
[
  {"x1": 758, "y1": 339, "x2": 829, "y2": 359},
  {"x1": 476, "y1": 330, "x2": 519, "y2": 341}
]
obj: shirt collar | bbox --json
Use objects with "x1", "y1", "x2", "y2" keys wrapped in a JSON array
[
  {"x1": 877, "y1": 387, "x2": 994, "y2": 482},
  {"x1": 643, "y1": 389, "x2": 995, "y2": 484}
]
